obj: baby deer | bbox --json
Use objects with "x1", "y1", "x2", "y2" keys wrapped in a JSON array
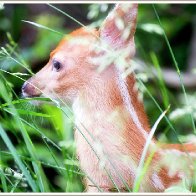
[{"x1": 22, "y1": 4, "x2": 196, "y2": 192}]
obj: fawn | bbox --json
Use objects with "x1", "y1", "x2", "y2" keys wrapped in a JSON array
[{"x1": 22, "y1": 4, "x2": 196, "y2": 192}]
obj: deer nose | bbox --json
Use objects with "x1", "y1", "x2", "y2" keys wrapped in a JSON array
[
  {"x1": 22, "y1": 81, "x2": 33, "y2": 98},
  {"x1": 22, "y1": 80, "x2": 37, "y2": 98},
  {"x1": 22, "y1": 79, "x2": 42, "y2": 98}
]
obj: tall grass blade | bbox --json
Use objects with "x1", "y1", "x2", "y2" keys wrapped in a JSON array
[
  {"x1": 0, "y1": 168, "x2": 8, "y2": 192},
  {"x1": 152, "y1": 4, "x2": 196, "y2": 135},
  {"x1": 0, "y1": 125, "x2": 37, "y2": 191},
  {"x1": 22, "y1": 20, "x2": 64, "y2": 36},
  {"x1": 47, "y1": 4, "x2": 85, "y2": 28},
  {"x1": 137, "y1": 76, "x2": 194, "y2": 161},
  {"x1": 0, "y1": 97, "x2": 51, "y2": 109},
  {"x1": 0, "y1": 47, "x2": 33, "y2": 75},
  {"x1": 10, "y1": 179, "x2": 21, "y2": 193},
  {"x1": 150, "y1": 52, "x2": 169, "y2": 108},
  {"x1": 152, "y1": 6, "x2": 196, "y2": 188},
  {"x1": 133, "y1": 106, "x2": 170, "y2": 192}
]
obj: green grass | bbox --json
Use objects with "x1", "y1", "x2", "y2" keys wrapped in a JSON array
[{"x1": 0, "y1": 3, "x2": 195, "y2": 193}]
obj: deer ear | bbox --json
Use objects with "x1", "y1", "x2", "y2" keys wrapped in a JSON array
[{"x1": 100, "y1": 4, "x2": 138, "y2": 50}]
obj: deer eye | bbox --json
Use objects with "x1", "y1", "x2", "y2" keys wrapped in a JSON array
[{"x1": 53, "y1": 60, "x2": 62, "y2": 71}]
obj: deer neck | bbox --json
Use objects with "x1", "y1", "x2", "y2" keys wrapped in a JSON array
[{"x1": 72, "y1": 67, "x2": 151, "y2": 161}]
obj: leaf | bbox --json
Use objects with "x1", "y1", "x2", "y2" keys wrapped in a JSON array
[
  {"x1": 0, "y1": 97, "x2": 51, "y2": 109},
  {"x1": 16, "y1": 109, "x2": 53, "y2": 118}
]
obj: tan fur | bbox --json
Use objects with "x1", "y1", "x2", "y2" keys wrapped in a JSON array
[{"x1": 22, "y1": 4, "x2": 196, "y2": 192}]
